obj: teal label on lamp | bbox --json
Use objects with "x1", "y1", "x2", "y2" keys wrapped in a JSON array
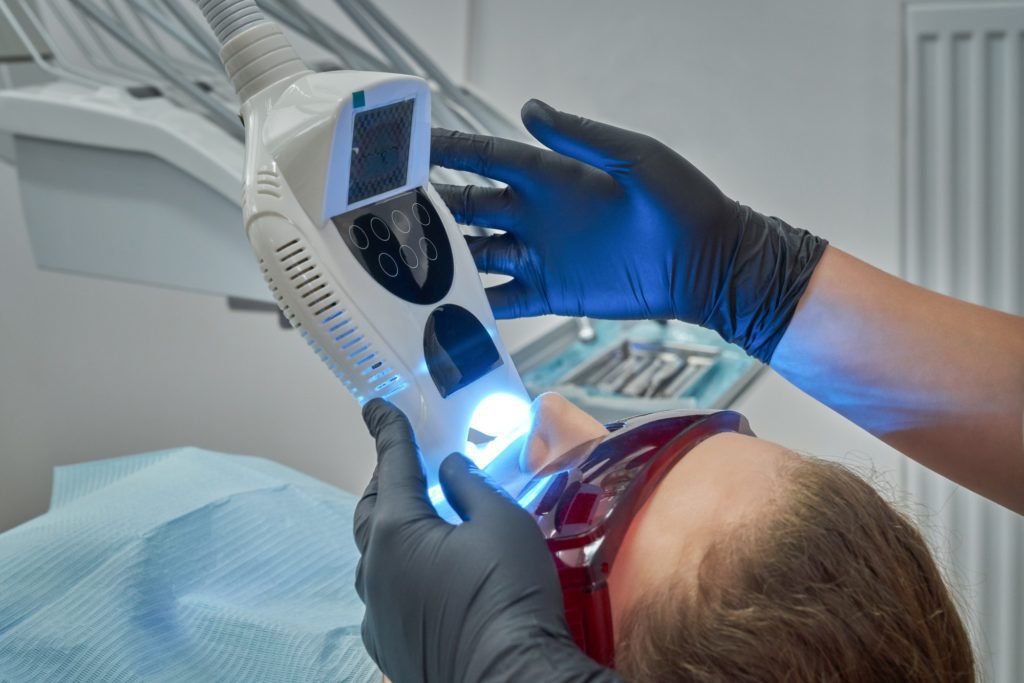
[{"x1": 353, "y1": 91, "x2": 366, "y2": 108}]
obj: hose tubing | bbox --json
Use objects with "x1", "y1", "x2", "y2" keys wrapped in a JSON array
[
  {"x1": 197, "y1": 0, "x2": 267, "y2": 45},
  {"x1": 195, "y1": 0, "x2": 309, "y2": 103}
]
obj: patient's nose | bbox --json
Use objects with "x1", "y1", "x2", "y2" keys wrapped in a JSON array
[{"x1": 521, "y1": 393, "x2": 608, "y2": 474}]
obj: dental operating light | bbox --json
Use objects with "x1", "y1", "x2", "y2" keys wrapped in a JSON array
[{"x1": 194, "y1": 0, "x2": 530, "y2": 501}]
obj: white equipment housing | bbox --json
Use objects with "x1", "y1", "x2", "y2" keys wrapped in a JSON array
[
  {"x1": 240, "y1": 64, "x2": 529, "y2": 495},
  {"x1": 0, "y1": 81, "x2": 270, "y2": 301}
]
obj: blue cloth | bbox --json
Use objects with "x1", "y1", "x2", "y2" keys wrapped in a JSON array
[{"x1": 0, "y1": 448, "x2": 378, "y2": 682}]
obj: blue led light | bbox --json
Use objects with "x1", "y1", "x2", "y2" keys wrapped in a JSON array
[
  {"x1": 429, "y1": 474, "x2": 551, "y2": 514},
  {"x1": 464, "y1": 392, "x2": 532, "y2": 472},
  {"x1": 323, "y1": 310, "x2": 344, "y2": 324},
  {"x1": 467, "y1": 392, "x2": 531, "y2": 441},
  {"x1": 517, "y1": 475, "x2": 553, "y2": 510},
  {"x1": 428, "y1": 484, "x2": 444, "y2": 505},
  {"x1": 468, "y1": 422, "x2": 529, "y2": 471},
  {"x1": 425, "y1": 391, "x2": 534, "y2": 516}
]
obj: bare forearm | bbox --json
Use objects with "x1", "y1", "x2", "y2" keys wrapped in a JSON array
[{"x1": 771, "y1": 247, "x2": 1024, "y2": 513}]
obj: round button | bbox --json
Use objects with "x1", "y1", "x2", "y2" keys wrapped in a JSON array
[
  {"x1": 391, "y1": 210, "x2": 411, "y2": 234},
  {"x1": 399, "y1": 244, "x2": 419, "y2": 269},
  {"x1": 412, "y1": 203, "x2": 431, "y2": 226},
  {"x1": 348, "y1": 224, "x2": 369, "y2": 250},
  {"x1": 378, "y1": 253, "x2": 399, "y2": 278},
  {"x1": 370, "y1": 217, "x2": 391, "y2": 241},
  {"x1": 419, "y1": 236, "x2": 438, "y2": 261}
]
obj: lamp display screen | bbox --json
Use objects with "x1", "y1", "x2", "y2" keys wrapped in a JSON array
[
  {"x1": 423, "y1": 305, "x2": 503, "y2": 398},
  {"x1": 348, "y1": 98, "x2": 414, "y2": 204}
]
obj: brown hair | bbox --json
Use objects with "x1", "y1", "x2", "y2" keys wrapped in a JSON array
[{"x1": 615, "y1": 456, "x2": 975, "y2": 682}]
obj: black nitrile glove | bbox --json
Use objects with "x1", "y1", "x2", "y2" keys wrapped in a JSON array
[
  {"x1": 431, "y1": 99, "x2": 827, "y2": 363},
  {"x1": 354, "y1": 399, "x2": 623, "y2": 683}
]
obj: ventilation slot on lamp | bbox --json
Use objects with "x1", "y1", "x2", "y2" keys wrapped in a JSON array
[
  {"x1": 259, "y1": 257, "x2": 298, "y2": 328},
  {"x1": 304, "y1": 308, "x2": 406, "y2": 402},
  {"x1": 275, "y1": 239, "x2": 341, "y2": 319},
  {"x1": 268, "y1": 237, "x2": 407, "y2": 402},
  {"x1": 256, "y1": 167, "x2": 282, "y2": 199}
]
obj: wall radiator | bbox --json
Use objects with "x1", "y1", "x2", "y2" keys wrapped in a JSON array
[{"x1": 904, "y1": 3, "x2": 1023, "y2": 681}]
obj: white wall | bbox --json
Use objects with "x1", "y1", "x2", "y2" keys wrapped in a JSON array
[{"x1": 465, "y1": 0, "x2": 904, "y2": 272}]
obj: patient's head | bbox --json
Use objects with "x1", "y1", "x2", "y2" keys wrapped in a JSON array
[{"x1": 523, "y1": 394, "x2": 975, "y2": 682}]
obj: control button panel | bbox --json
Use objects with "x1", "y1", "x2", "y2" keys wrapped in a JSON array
[{"x1": 331, "y1": 188, "x2": 454, "y2": 305}]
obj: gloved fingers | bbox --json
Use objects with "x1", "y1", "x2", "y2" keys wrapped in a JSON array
[
  {"x1": 360, "y1": 617, "x2": 381, "y2": 672},
  {"x1": 354, "y1": 555, "x2": 367, "y2": 603},
  {"x1": 434, "y1": 183, "x2": 519, "y2": 230},
  {"x1": 521, "y1": 99, "x2": 651, "y2": 180},
  {"x1": 484, "y1": 279, "x2": 548, "y2": 319},
  {"x1": 362, "y1": 399, "x2": 437, "y2": 521},
  {"x1": 466, "y1": 233, "x2": 522, "y2": 277},
  {"x1": 439, "y1": 452, "x2": 521, "y2": 525},
  {"x1": 431, "y1": 128, "x2": 542, "y2": 186},
  {"x1": 353, "y1": 465, "x2": 378, "y2": 554}
]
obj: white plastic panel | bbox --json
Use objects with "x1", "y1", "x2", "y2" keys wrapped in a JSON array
[{"x1": 16, "y1": 136, "x2": 270, "y2": 301}]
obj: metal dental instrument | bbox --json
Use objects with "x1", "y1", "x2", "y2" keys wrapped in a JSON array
[
  {"x1": 258, "y1": 0, "x2": 350, "y2": 69},
  {"x1": 110, "y1": 0, "x2": 223, "y2": 84},
  {"x1": 129, "y1": 2, "x2": 236, "y2": 103},
  {"x1": 0, "y1": 0, "x2": 101, "y2": 87},
  {"x1": 620, "y1": 355, "x2": 662, "y2": 397},
  {"x1": 329, "y1": 0, "x2": 474, "y2": 131},
  {"x1": 39, "y1": 1, "x2": 136, "y2": 87},
  {"x1": 598, "y1": 352, "x2": 653, "y2": 394},
  {"x1": 12, "y1": 0, "x2": 112, "y2": 87},
  {"x1": 343, "y1": 0, "x2": 520, "y2": 137},
  {"x1": 642, "y1": 352, "x2": 686, "y2": 397},
  {"x1": 71, "y1": 0, "x2": 244, "y2": 139},
  {"x1": 262, "y1": 0, "x2": 386, "y2": 72},
  {"x1": 660, "y1": 355, "x2": 714, "y2": 398},
  {"x1": 127, "y1": 0, "x2": 227, "y2": 77},
  {"x1": 156, "y1": 0, "x2": 224, "y2": 67},
  {"x1": 62, "y1": 0, "x2": 163, "y2": 85}
]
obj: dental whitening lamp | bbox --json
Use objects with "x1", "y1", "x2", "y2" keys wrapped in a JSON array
[{"x1": 195, "y1": 0, "x2": 530, "y2": 499}]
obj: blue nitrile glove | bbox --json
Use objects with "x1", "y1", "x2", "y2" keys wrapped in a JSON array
[
  {"x1": 354, "y1": 399, "x2": 622, "y2": 683},
  {"x1": 431, "y1": 99, "x2": 827, "y2": 363}
]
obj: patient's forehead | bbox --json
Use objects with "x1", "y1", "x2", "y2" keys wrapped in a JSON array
[
  {"x1": 518, "y1": 395, "x2": 795, "y2": 630},
  {"x1": 608, "y1": 433, "x2": 794, "y2": 626}
]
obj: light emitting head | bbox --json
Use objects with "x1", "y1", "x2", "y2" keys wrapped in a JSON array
[
  {"x1": 464, "y1": 391, "x2": 533, "y2": 470},
  {"x1": 467, "y1": 392, "x2": 532, "y2": 444},
  {"x1": 428, "y1": 392, "x2": 533, "y2": 509}
]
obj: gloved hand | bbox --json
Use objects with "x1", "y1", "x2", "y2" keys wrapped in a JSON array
[
  {"x1": 431, "y1": 100, "x2": 827, "y2": 363},
  {"x1": 354, "y1": 399, "x2": 622, "y2": 683}
]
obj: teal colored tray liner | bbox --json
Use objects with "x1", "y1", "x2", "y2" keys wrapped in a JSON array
[{"x1": 519, "y1": 320, "x2": 757, "y2": 410}]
